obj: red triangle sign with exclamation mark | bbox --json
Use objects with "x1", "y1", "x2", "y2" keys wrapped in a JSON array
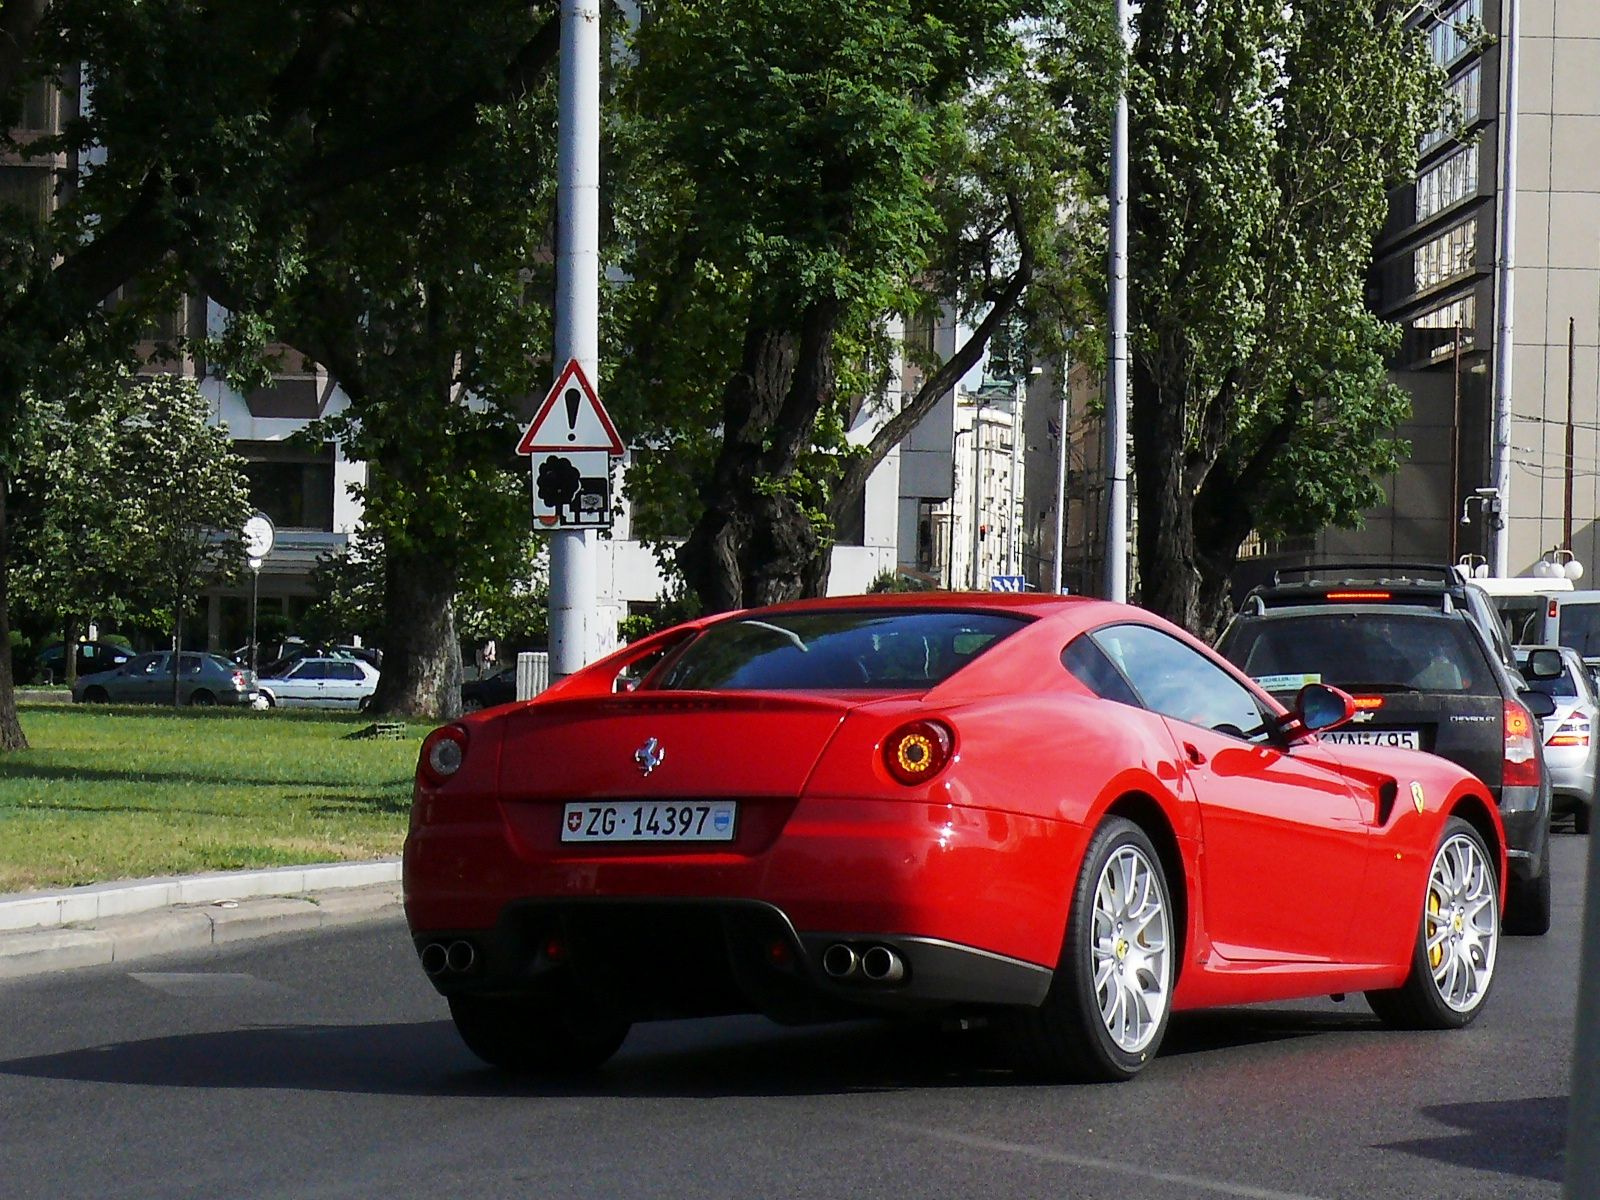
[{"x1": 516, "y1": 358, "x2": 625, "y2": 455}]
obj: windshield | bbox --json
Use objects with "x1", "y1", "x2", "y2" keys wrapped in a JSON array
[
  {"x1": 1559, "y1": 601, "x2": 1600, "y2": 658},
  {"x1": 1220, "y1": 611, "x2": 1495, "y2": 696},
  {"x1": 650, "y1": 610, "x2": 1028, "y2": 691}
]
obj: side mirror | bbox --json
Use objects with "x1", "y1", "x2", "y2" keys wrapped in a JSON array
[
  {"x1": 1523, "y1": 648, "x2": 1563, "y2": 680},
  {"x1": 1294, "y1": 682, "x2": 1355, "y2": 733},
  {"x1": 1522, "y1": 689, "x2": 1557, "y2": 720}
]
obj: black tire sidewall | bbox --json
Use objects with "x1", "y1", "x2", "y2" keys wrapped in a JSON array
[
  {"x1": 1057, "y1": 816, "x2": 1174, "y2": 1080},
  {"x1": 1412, "y1": 817, "x2": 1499, "y2": 1027}
]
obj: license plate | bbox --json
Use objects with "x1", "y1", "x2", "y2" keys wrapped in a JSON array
[
  {"x1": 561, "y1": 801, "x2": 738, "y2": 843},
  {"x1": 1321, "y1": 729, "x2": 1421, "y2": 749}
]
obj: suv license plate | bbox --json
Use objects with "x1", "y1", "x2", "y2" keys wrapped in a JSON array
[
  {"x1": 561, "y1": 801, "x2": 738, "y2": 843},
  {"x1": 1322, "y1": 729, "x2": 1421, "y2": 750}
]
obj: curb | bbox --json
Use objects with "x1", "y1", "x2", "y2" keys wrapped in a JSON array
[{"x1": 0, "y1": 860, "x2": 403, "y2": 982}]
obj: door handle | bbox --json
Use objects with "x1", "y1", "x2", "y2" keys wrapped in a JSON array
[{"x1": 1183, "y1": 742, "x2": 1207, "y2": 766}]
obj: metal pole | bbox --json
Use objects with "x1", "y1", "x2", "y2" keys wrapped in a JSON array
[
  {"x1": 248, "y1": 560, "x2": 261, "y2": 679},
  {"x1": 549, "y1": 0, "x2": 601, "y2": 681},
  {"x1": 1450, "y1": 322, "x2": 1462, "y2": 564},
  {"x1": 970, "y1": 399, "x2": 985, "y2": 590},
  {"x1": 1053, "y1": 356, "x2": 1070, "y2": 593},
  {"x1": 1104, "y1": 0, "x2": 1132, "y2": 602},
  {"x1": 1490, "y1": 0, "x2": 1521, "y2": 576},
  {"x1": 1567, "y1": 819, "x2": 1600, "y2": 1198},
  {"x1": 1008, "y1": 379, "x2": 1023, "y2": 577},
  {"x1": 1565, "y1": 316, "x2": 1575, "y2": 551}
]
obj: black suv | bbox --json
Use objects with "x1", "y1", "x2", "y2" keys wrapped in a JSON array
[{"x1": 1216, "y1": 563, "x2": 1555, "y2": 935}]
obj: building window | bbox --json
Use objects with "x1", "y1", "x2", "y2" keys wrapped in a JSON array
[
  {"x1": 1405, "y1": 294, "x2": 1477, "y2": 362},
  {"x1": 0, "y1": 166, "x2": 54, "y2": 223},
  {"x1": 1414, "y1": 218, "x2": 1477, "y2": 292},
  {"x1": 1422, "y1": 63, "x2": 1482, "y2": 154},
  {"x1": 238, "y1": 441, "x2": 337, "y2": 531},
  {"x1": 1417, "y1": 144, "x2": 1478, "y2": 222},
  {"x1": 1428, "y1": 0, "x2": 1481, "y2": 70}
]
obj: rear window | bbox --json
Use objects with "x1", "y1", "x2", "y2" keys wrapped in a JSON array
[
  {"x1": 650, "y1": 610, "x2": 1027, "y2": 691},
  {"x1": 1219, "y1": 611, "x2": 1495, "y2": 696},
  {"x1": 1559, "y1": 601, "x2": 1600, "y2": 658}
]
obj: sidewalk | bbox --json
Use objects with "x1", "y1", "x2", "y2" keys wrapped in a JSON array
[{"x1": 0, "y1": 860, "x2": 403, "y2": 981}]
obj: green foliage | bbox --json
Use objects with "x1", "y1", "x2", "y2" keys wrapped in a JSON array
[{"x1": 11, "y1": 369, "x2": 251, "y2": 637}]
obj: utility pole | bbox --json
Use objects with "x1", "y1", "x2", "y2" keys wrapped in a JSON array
[
  {"x1": 1490, "y1": 0, "x2": 1521, "y2": 576},
  {"x1": 1565, "y1": 316, "x2": 1576, "y2": 551},
  {"x1": 1053, "y1": 357, "x2": 1070, "y2": 594},
  {"x1": 970, "y1": 397, "x2": 986, "y2": 590},
  {"x1": 1450, "y1": 321, "x2": 1462, "y2": 564},
  {"x1": 1104, "y1": 0, "x2": 1132, "y2": 603},
  {"x1": 548, "y1": 0, "x2": 601, "y2": 681}
]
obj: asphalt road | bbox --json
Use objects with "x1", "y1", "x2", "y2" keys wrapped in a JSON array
[{"x1": 0, "y1": 833, "x2": 1587, "y2": 1200}]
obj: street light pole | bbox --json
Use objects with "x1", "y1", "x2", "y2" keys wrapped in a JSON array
[
  {"x1": 248, "y1": 557, "x2": 262, "y2": 679},
  {"x1": 970, "y1": 397, "x2": 986, "y2": 590},
  {"x1": 1105, "y1": 0, "x2": 1133, "y2": 602}
]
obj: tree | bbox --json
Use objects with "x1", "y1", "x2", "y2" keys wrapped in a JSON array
[
  {"x1": 0, "y1": 1, "x2": 562, "y2": 746},
  {"x1": 1119, "y1": 0, "x2": 1440, "y2": 636},
  {"x1": 114, "y1": 375, "x2": 253, "y2": 700},
  {"x1": 609, "y1": 0, "x2": 1109, "y2": 612}
]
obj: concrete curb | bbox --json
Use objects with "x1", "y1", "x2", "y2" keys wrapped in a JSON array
[{"x1": 0, "y1": 861, "x2": 403, "y2": 981}]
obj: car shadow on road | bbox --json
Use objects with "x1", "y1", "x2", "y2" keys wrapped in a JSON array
[
  {"x1": 1376, "y1": 1096, "x2": 1567, "y2": 1185},
  {"x1": 0, "y1": 1004, "x2": 1400, "y2": 1101}
]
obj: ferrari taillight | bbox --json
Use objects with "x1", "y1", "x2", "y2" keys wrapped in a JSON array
[
  {"x1": 883, "y1": 720, "x2": 953, "y2": 786},
  {"x1": 419, "y1": 725, "x2": 468, "y2": 786},
  {"x1": 1503, "y1": 701, "x2": 1542, "y2": 787}
]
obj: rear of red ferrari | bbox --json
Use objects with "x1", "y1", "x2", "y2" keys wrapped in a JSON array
[{"x1": 404, "y1": 604, "x2": 1086, "y2": 1041}]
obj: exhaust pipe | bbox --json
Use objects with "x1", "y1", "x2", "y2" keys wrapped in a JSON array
[
  {"x1": 419, "y1": 942, "x2": 449, "y2": 977},
  {"x1": 446, "y1": 940, "x2": 478, "y2": 974},
  {"x1": 822, "y1": 943, "x2": 859, "y2": 979},
  {"x1": 860, "y1": 945, "x2": 904, "y2": 983}
]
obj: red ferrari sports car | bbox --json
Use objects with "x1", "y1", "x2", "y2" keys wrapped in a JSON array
[{"x1": 405, "y1": 593, "x2": 1507, "y2": 1081}]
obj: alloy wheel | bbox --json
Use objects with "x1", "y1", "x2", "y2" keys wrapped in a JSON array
[
  {"x1": 1425, "y1": 831, "x2": 1498, "y2": 1011},
  {"x1": 1090, "y1": 844, "x2": 1171, "y2": 1053}
]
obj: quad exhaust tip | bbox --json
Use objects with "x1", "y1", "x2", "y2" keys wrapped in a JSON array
[
  {"x1": 420, "y1": 939, "x2": 479, "y2": 978},
  {"x1": 821, "y1": 942, "x2": 905, "y2": 984}
]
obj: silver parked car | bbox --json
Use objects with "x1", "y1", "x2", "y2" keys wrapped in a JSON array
[
  {"x1": 255, "y1": 656, "x2": 380, "y2": 711},
  {"x1": 73, "y1": 652, "x2": 258, "y2": 707},
  {"x1": 1519, "y1": 644, "x2": 1596, "y2": 834}
]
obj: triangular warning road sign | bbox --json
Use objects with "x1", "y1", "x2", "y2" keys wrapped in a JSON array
[{"x1": 516, "y1": 359, "x2": 624, "y2": 455}]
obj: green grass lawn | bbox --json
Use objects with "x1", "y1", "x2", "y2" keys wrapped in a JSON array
[{"x1": 0, "y1": 703, "x2": 427, "y2": 894}]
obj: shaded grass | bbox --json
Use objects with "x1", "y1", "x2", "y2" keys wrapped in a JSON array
[{"x1": 0, "y1": 703, "x2": 426, "y2": 893}]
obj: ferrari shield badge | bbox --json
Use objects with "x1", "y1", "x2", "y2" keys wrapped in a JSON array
[{"x1": 1410, "y1": 780, "x2": 1426, "y2": 814}]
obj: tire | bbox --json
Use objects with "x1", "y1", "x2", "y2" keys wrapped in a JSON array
[
  {"x1": 82, "y1": 686, "x2": 109, "y2": 704},
  {"x1": 461, "y1": 697, "x2": 484, "y2": 714},
  {"x1": 357, "y1": 696, "x2": 371, "y2": 712},
  {"x1": 1005, "y1": 816, "x2": 1174, "y2": 1082},
  {"x1": 1366, "y1": 817, "x2": 1499, "y2": 1029},
  {"x1": 259, "y1": 692, "x2": 277, "y2": 708},
  {"x1": 187, "y1": 690, "x2": 217, "y2": 707},
  {"x1": 1576, "y1": 802, "x2": 1592, "y2": 836},
  {"x1": 447, "y1": 992, "x2": 630, "y2": 1074},
  {"x1": 1503, "y1": 856, "x2": 1552, "y2": 936}
]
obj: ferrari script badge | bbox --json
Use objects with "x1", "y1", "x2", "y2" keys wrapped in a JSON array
[
  {"x1": 635, "y1": 737, "x2": 666, "y2": 777},
  {"x1": 1410, "y1": 780, "x2": 1426, "y2": 815}
]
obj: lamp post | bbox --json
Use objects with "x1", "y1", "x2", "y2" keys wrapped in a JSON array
[
  {"x1": 970, "y1": 395, "x2": 988, "y2": 590},
  {"x1": 241, "y1": 513, "x2": 275, "y2": 679}
]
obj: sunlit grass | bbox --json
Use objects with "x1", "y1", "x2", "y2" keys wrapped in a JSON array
[{"x1": 0, "y1": 703, "x2": 426, "y2": 893}]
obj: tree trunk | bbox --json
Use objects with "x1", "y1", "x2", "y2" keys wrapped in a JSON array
[
  {"x1": 677, "y1": 304, "x2": 837, "y2": 614},
  {"x1": 369, "y1": 541, "x2": 462, "y2": 721},
  {"x1": 1130, "y1": 353, "x2": 1200, "y2": 630},
  {"x1": 63, "y1": 617, "x2": 81, "y2": 690},
  {"x1": 0, "y1": 474, "x2": 27, "y2": 750}
]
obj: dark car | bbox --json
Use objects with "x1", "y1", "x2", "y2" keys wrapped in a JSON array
[
  {"x1": 33, "y1": 640, "x2": 136, "y2": 684},
  {"x1": 1217, "y1": 562, "x2": 1555, "y2": 935},
  {"x1": 73, "y1": 652, "x2": 258, "y2": 707},
  {"x1": 461, "y1": 666, "x2": 518, "y2": 713}
]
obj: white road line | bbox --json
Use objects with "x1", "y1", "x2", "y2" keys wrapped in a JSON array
[{"x1": 870, "y1": 1120, "x2": 1330, "y2": 1200}]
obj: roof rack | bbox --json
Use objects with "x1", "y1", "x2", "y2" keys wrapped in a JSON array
[{"x1": 1268, "y1": 562, "x2": 1465, "y2": 587}]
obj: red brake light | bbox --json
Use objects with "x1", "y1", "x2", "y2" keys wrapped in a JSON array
[
  {"x1": 419, "y1": 725, "x2": 468, "y2": 786},
  {"x1": 1325, "y1": 590, "x2": 1391, "y2": 602},
  {"x1": 1352, "y1": 696, "x2": 1385, "y2": 710},
  {"x1": 883, "y1": 720, "x2": 953, "y2": 786},
  {"x1": 1503, "y1": 701, "x2": 1541, "y2": 787},
  {"x1": 1549, "y1": 599, "x2": 1559, "y2": 619}
]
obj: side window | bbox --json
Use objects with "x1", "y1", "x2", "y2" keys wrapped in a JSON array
[
  {"x1": 1062, "y1": 636, "x2": 1143, "y2": 707},
  {"x1": 1090, "y1": 623, "x2": 1268, "y2": 740}
]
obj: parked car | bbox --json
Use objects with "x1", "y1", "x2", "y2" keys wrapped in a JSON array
[
  {"x1": 407, "y1": 593, "x2": 1508, "y2": 1080},
  {"x1": 33, "y1": 640, "x2": 136, "y2": 684},
  {"x1": 1517, "y1": 645, "x2": 1596, "y2": 834},
  {"x1": 1216, "y1": 562, "x2": 1555, "y2": 935},
  {"x1": 73, "y1": 652, "x2": 258, "y2": 707},
  {"x1": 461, "y1": 667, "x2": 518, "y2": 713},
  {"x1": 255, "y1": 656, "x2": 379, "y2": 710},
  {"x1": 253, "y1": 643, "x2": 380, "y2": 679}
]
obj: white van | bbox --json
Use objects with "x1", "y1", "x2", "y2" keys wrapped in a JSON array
[{"x1": 1477, "y1": 576, "x2": 1600, "y2": 662}]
